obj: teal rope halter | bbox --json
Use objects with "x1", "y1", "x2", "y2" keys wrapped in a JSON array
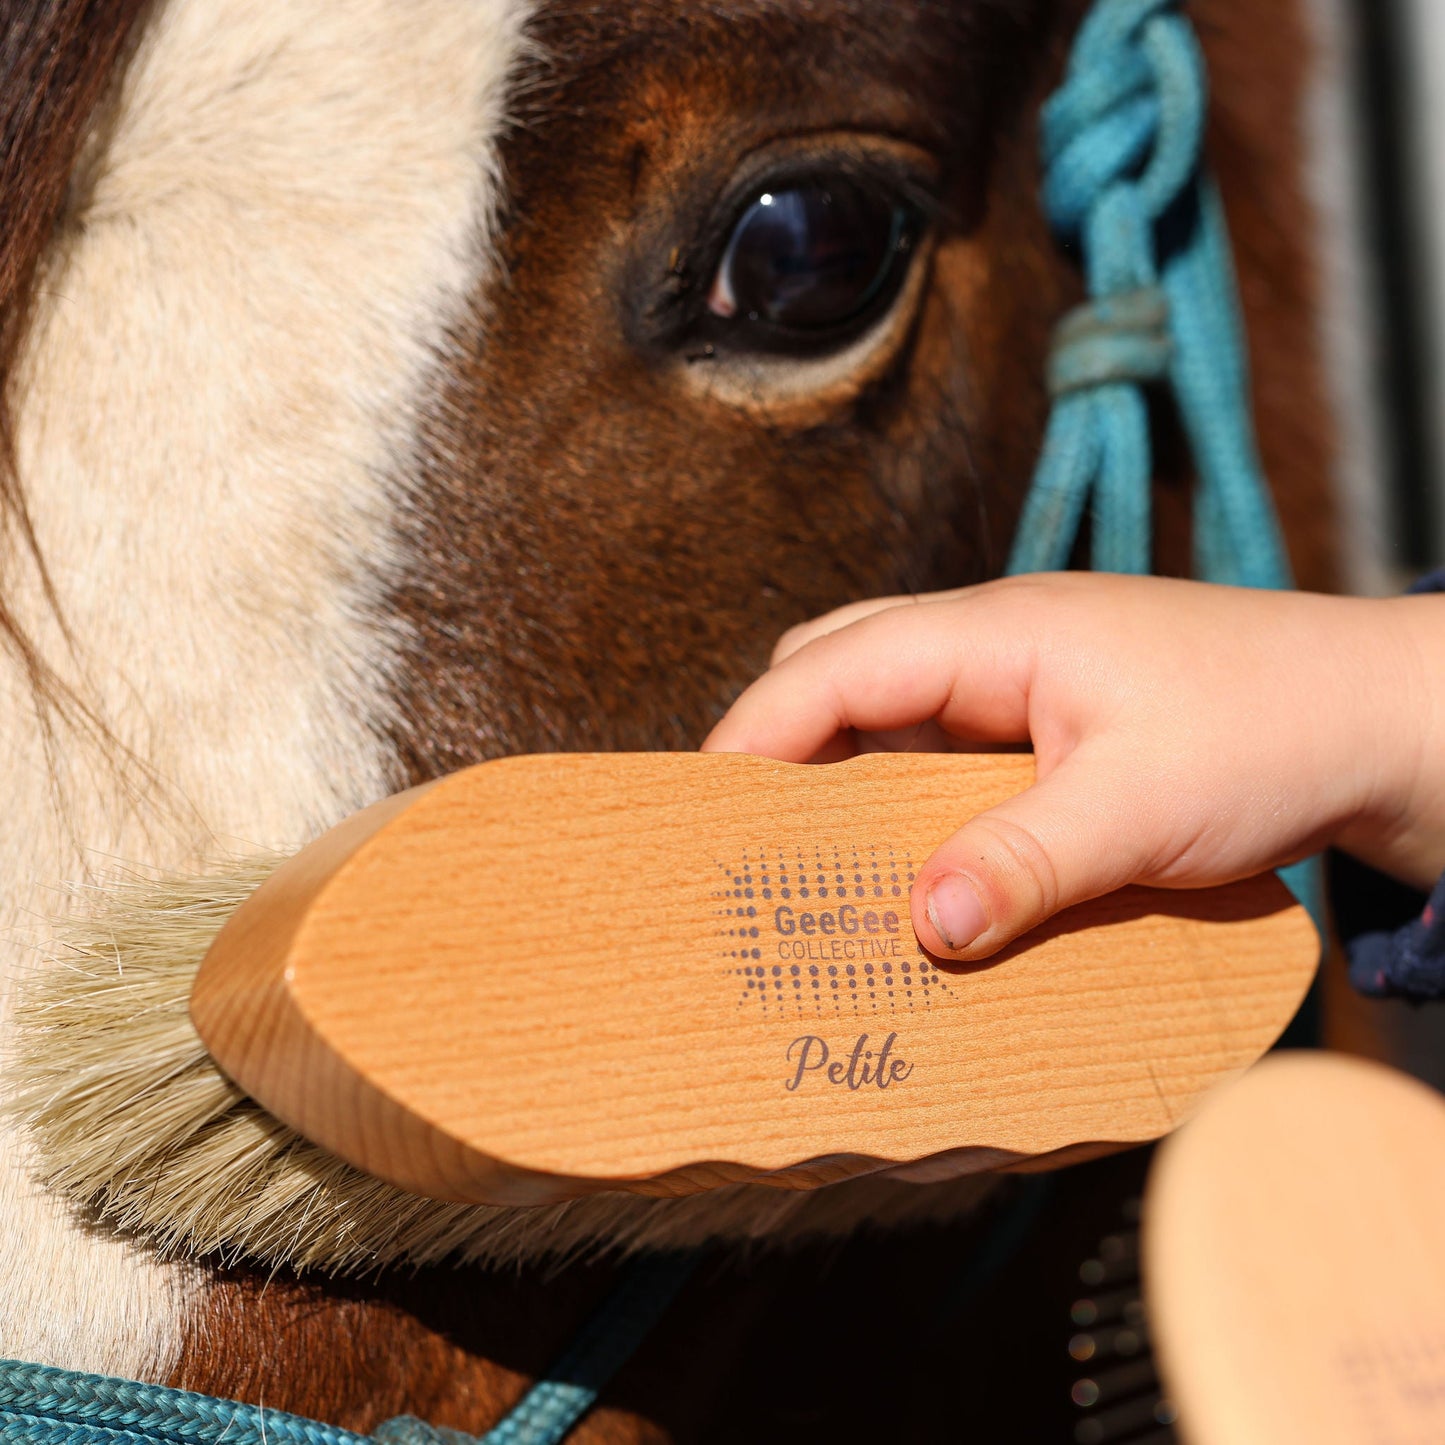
[
  {"x1": 1009, "y1": 0, "x2": 1319, "y2": 923},
  {"x1": 0, "y1": 4, "x2": 1317, "y2": 1444},
  {"x1": 0, "y1": 1253, "x2": 695, "y2": 1445},
  {"x1": 1009, "y1": 0, "x2": 1292, "y2": 587}
]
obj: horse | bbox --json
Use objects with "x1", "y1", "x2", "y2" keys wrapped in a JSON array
[{"x1": 0, "y1": 0, "x2": 1346, "y2": 1437}]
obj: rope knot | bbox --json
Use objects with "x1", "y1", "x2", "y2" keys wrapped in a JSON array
[
  {"x1": 1007, "y1": 0, "x2": 1291, "y2": 600},
  {"x1": 1045, "y1": 287, "x2": 1171, "y2": 398},
  {"x1": 1040, "y1": 0, "x2": 1205, "y2": 242}
]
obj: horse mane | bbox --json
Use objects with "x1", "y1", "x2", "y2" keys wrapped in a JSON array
[{"x1": 0, "y1": 0, "x2": 150, "y2": 719}]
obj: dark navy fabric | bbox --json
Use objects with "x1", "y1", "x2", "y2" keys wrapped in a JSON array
[
  {"x1": 1338, "y1": 568, "x2": 1445, "y2": 1001},
  {"x1": 1345, "y1": 872, "x2": 1445, "y2": 1001}
]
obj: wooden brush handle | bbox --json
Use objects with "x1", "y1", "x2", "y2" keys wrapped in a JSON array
[{"x1": 190, "y1": 752, "x2": 1317, "y2": 1206}]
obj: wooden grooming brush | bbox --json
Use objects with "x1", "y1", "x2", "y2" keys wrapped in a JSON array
[
  {"x1": 11, "y1": 752, "x2": 1317, "y2": 1265},
  {"x1": 1143, "y1": 1052, "x2": 1445, "y2": 1445},
  {"x1": 190, "y1": 751, "x2": 1314, "y2": 1203}
]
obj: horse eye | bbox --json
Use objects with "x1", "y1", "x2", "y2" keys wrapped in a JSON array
[{"x1": 705, "y1": 177, "x2": 919, "y2": 342}]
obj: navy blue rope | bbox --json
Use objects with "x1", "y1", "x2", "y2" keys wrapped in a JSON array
[{"x1": 0, "y1": 1253, "x2": 696, "y2": 1445}]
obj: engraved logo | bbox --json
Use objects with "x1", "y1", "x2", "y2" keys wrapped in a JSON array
[{"x1": 716, "y1": 847, "x2": 951, "y2": 1015}]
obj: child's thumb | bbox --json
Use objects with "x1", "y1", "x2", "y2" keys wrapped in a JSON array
[{"x1": 910, "y1": 764, "x2": 1147, "y2": 960}]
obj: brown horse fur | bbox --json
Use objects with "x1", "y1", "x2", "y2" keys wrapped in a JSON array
[{"x1": 0, "y1": 0, "x2": 1339, "y2": 1438}]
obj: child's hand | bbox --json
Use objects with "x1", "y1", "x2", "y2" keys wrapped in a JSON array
[{"x1": 703, "y1": 573, "x2": 1445, "y2": 961}]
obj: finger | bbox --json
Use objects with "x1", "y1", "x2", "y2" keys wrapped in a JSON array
[
  {"x1": 772, "y1": 594, "x2": 921, "y2": 666},
  {"x1": 704, "y1": 595, "x2": 1035, "y2": 761},
  {"x1": 770, "y1": 585, "x2": 978, "y2": 666},
  {"x1": 909, "y1": 753, "x2": 1159, "y2": 960}
]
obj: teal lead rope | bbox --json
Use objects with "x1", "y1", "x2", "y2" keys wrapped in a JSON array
[
  {"x1": 0, "y1": 1254, "x2": 696, "y2": 1445},
  {"x1": 1008, "y1": 0, "x2": 1320, "y2": 924},
  {"x1": 388, "y1": 1252, "x2": 698, "y2": 1445},
  {"x1": 1008, "y1": 0, "x2": 1290, "y2": 584}
]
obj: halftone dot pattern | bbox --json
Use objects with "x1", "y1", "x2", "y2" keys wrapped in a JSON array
[{"x1": 719, "y1": 847, "x2": 946, "y2": 1017}]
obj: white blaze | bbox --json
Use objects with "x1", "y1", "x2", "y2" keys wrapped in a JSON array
[{"x1": 0, "y1": 0, "x2": 530, "y2": 1378}]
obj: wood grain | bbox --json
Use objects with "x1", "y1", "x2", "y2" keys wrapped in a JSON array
[
  {"x1": 190, "y1": 752, "x2": 1317, "y2": 1206},
  {"x1": 1144, "y1": 1053, "x2": 1445, "y2": 1445}
]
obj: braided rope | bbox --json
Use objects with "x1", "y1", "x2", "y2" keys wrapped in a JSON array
[
  {"x1": 1007, "y1": 0, "x2": 1292, "y2": 589},
  {"x1": 0, "y1": 1360, "x2": 369, "y2": 1445},
  {"x1": 0, "y1": 1253, "x2": 696, "y2": 1445},
  {"x1": 476, "y1": 1253, "x2": 697, "y2": 1445}
]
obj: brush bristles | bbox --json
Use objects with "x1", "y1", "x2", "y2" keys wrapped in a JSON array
[
  {"x1": 8, "y1": 859, "x2": 996, "y2": 1275},
  {"x1": 7, "y1": 859, "x2": 518, "y2": 1272}
]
